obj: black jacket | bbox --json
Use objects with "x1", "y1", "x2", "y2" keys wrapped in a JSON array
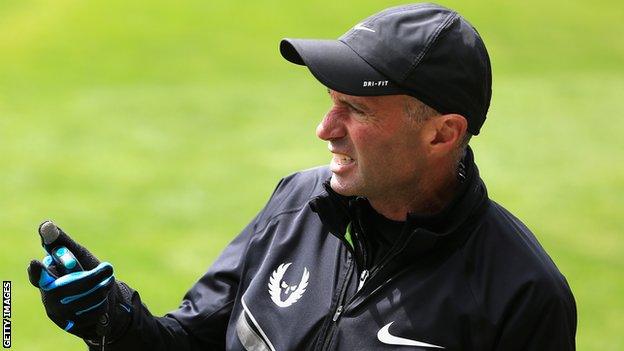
[{"x1": 106, "y1": 150, "x2": 576, "y2": 350}]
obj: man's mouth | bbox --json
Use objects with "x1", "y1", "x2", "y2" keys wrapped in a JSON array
[{"x1": 332, "y1": 153, "x2": 354, "y2": 165}]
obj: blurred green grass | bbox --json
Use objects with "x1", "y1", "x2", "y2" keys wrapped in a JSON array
[{"x1": 1, "y1": 0, "x2": 622, "y2": 350}]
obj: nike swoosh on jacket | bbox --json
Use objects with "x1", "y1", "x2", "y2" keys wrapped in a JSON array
[{"x1": 98, "y1": 148, "x2": 577, "y2": 350}]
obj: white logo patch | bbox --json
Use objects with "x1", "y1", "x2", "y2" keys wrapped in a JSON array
[
  {"x1": 268, "y1": 263, "x2": 309, "y2": 308},
  {"x1": 353, "y1": 23, "x2": 375, "y2": 33},
  {"x1": 377, "y1": 322, "x2": 445, "y2": 349},
  {"x1": 363, "y1": 80, "x2": 389, "y2": 87}
]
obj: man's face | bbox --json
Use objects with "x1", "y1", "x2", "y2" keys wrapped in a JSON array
[{"x1": 317, "y1": 90, "x2": 430, "y2": 200}]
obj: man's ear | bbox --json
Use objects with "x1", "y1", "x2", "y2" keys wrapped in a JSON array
[{"x1": 429, "y1": 114, "x2": 468, "y2": 153}]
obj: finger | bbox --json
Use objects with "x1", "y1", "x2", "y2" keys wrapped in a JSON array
[
  {"x1": 73, "y1": 296, "x2": 109, "y2": 319},
  {"x1": 38, "y1": 220, "x2": 100, "y2": 270},
  {"x1": 46, "y1": 262, "x2": 113, "y2": 295},
  {"x1": 51, "y1": 247, "x2": 82, "y2": 273},
  {"x1": 65, "y1": 280, "x2": 111, "y2": 315},
  {"x1": 60, "y1": 274, "x2": 114, "y2": 305},
  {"x1": 41, "y1": 254, "x2": 65, "y2": 278},
  {"x1": 39, "y1": 220, "x2": 60, "y2": 245},
  {"x1": 28, "y1": 260, "x2": 58, "y2": 289},
  {"x1": 27, "y1": 260, "x2": 43, "y2": 287},
  {"x1": 42, "y1": 255, "x2": 53, "y2": 268}
]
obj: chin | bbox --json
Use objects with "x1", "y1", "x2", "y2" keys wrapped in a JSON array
[{"x1": 329, "y1": 175, "x2": 361, "y2": 197}]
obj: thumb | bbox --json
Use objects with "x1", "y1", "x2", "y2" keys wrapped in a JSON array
[
  {"x1": 39, "y1": 221, "x2": 101, "y2": 270},
  {"x1": 27, "y1": 258, "x2": 58, "y2": 289}
]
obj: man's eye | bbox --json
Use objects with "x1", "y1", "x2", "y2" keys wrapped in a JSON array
[{"x1": 348, "y1": 104, "x2": 365, "y2": 115}]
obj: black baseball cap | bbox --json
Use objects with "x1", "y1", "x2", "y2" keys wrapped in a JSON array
[{"x1": 280, "y1": 3, "x2": 492, "y2": 135}]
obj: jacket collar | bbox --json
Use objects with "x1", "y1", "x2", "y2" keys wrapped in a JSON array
[{"x1": 309, "y1": 146, "x2": 489, "y2": 258}]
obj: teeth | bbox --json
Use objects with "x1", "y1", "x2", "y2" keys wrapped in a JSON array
[{"x1": 333, "y1": 153, "x2": 353, "y2": 165}]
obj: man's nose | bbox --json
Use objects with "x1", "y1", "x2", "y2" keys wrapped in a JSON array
[{"x1": 316, "y1": 107, "x2": 346, "y2": 141}]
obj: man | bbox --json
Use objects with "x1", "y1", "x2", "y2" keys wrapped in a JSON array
[{"x1": 28, "y1": 3, "x2": 577, "y2": 350}]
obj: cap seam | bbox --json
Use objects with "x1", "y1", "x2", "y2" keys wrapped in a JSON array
[
  {"x1": 341, "y1": 4, "x2": 451, "y2": 51},
  {"x1": 417, "y1": 18, "x2": 482, "y2": 117},
  {"x1": 402, "y1": 12, "x2": 459, "y2": 82},
  {"x1": 366, "y1": 3, "x2": 438, "y2": 25}
]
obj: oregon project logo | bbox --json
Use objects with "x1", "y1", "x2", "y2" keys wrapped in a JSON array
[{"x1": 268, "y1": 263, "x2": 309, "y2": 307}]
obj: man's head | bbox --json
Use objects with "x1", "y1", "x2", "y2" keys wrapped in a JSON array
[
  {"x1": 280, "y1": 3, "x2": 490, "y2": 216},
  {"x1": 318, "y1": 90, "x2": 468, "y2": 206},
  {"x1": 281, "y1": 3, "x2": 491, "y2": 135}
]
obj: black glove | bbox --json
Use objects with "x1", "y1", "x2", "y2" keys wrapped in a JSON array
[{"x1": 27, "y1": 221, "x2": 134, "y2": 346}]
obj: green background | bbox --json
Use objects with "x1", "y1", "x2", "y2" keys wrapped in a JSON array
[{"x1": 1, "y1": 0, "x2": 622, "y2": 349}]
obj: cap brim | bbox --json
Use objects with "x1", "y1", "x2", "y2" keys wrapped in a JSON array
[{"x1": 280, "y1": 38, "x2": 406, "y2": 96}]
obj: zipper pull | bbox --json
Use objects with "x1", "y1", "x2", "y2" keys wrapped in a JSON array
[
  {"x1": 332, "y1": 305, "x2": 343, "y2": 322},
  {"x1": 101, "y1": 335, "x2": 105, "y2": 351},
  {"x1": 357, "y1": 269, "x2": 369, "y2": 291}
]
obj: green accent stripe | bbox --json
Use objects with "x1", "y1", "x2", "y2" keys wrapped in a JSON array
[{"x1": 345, "y1": 222, "x2": 354, "y2": 249}]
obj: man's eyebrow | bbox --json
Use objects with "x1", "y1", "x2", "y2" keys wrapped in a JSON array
[
  {"x1": 339, "y1": 96, "x2": 372, "y2": 113},
  {"x1": 327, "y1": 89, "x2": 373, "y2": 113}
]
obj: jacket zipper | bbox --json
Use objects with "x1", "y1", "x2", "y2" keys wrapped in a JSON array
[
  {"x1": 320, "y1": 244, "x2": 418, "y2": 349},
  {"x1": 357, "y1": 269, "x2": 369, "y2": 291},
  {"x1": 320, "y1": 222, "x2": 368, "y2": 350},
  {"x1": 330, "y1": 266, "x2": 368, "y2": 322},
  {"x1": 319, "y1": 255, "x2": 354, "y2": 350},
  {"x1": 342, "y1": 229, "x2": 422, "y2": 310}
]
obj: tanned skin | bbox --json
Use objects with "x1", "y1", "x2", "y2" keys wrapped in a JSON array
[{"x1": 317, "y1": 90, "x2": 468, "y2": 221}]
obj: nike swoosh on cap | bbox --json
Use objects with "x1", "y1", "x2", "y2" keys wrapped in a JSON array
[{"x1": 377, "y1": 322, "x2": 445, "y2": 349}]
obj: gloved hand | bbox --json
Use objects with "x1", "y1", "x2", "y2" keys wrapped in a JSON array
[{"x1": 27, "y1": 221, "x2": 134, "y2": 346}]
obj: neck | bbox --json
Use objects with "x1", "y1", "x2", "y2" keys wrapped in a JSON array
[{"x1": 368, "y1": 162, "x2": 459, "y2": 221}]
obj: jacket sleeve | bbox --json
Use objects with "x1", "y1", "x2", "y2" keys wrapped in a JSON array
[
  {"x1": 492, "y1": 278, "x2": 577, "y2": 351},
  {"x1": 96, "y1": 210, "x2": 263, "y2": 350}
]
